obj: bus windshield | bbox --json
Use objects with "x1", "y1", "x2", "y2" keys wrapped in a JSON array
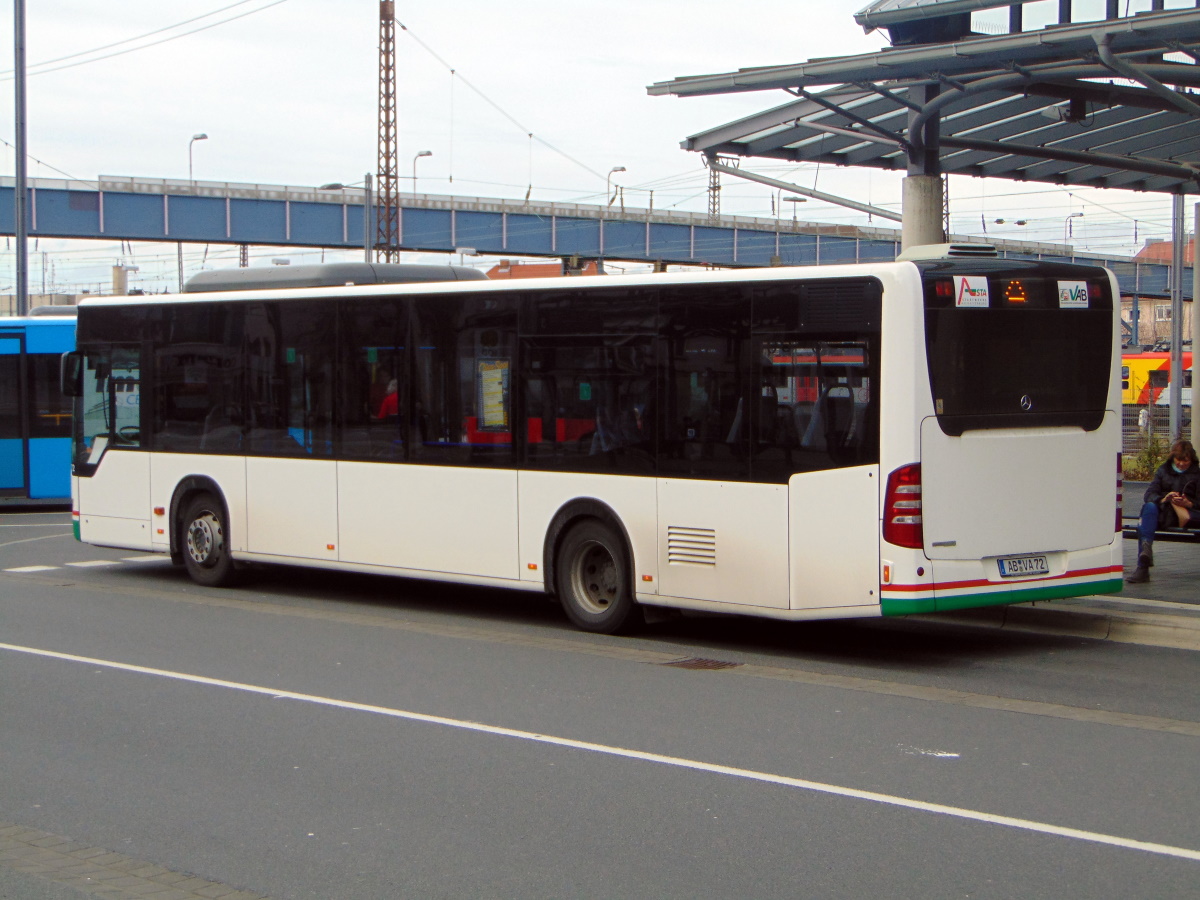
[{"x1": 921, "y1": 266, "x2": 1113, "y2": 435}]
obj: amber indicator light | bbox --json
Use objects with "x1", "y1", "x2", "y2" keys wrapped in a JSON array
[{"x1": 1003, "y1": 279, "x2": 1028, "y2": 304}]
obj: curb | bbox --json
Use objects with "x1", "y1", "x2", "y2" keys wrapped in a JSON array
[{"x1": 912, "y1": 602, "x2": 1200, "y2": 652}]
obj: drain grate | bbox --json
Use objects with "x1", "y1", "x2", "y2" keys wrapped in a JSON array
[{"x1": 661, "y1": 657, "x2": 743, "y2": 671}]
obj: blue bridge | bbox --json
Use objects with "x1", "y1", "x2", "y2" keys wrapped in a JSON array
[{"x1": 0, "y1": 175, "x2": 1186, "y2": 298}]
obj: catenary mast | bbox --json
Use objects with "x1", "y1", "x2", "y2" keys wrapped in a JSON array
[{"x1": 376, "y1": 1, "x2": 399, "y2": 262}]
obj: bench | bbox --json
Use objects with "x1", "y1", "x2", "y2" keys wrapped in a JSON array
[{"x1": 1121, "y1": 521, "x2": 1200, "y2": 543}]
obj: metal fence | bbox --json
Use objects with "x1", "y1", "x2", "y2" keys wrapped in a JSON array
[{"x1": 1122, "y1": 404, "x2": 1192, "y2": 456}]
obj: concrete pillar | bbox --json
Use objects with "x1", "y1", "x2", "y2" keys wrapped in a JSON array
[
  {"x1": 1170, "y1": 195, "x2": 1184, "y2": 441},
  {"x1": 901, "y1": 175, "x2": 944, "y2": 253},
  {"x1": 1192, "y1": 203, "x2": 1199, "y2": 450}
]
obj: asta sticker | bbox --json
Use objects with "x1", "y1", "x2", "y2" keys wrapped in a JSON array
[
  {"x1": 1057, "y1": 280, "x2": 1089, "y2": 308},
  {"x1": 954, "y1": 275, "x2": 989, "y2": 307}
]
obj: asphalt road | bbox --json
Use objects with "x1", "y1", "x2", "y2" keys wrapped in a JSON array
[{"x1": 2, "y1": 509, "x2": 1199, "y2": 899}]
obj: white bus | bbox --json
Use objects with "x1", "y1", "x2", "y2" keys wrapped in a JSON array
[{"x1": 64, "y1": 251, "x2": 1123, "y2": 634}]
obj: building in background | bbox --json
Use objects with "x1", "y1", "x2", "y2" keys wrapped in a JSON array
[{"x1": 1123, "y1": 239, "x2": 1195, "y2": 347}]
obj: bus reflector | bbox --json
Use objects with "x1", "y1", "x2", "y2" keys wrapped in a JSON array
[
  {"x1": 883, "y1": 463, "x2": 923, "y2": 549},
  {"x1": 1116, "y1": 453, "x2": 1123, "y2": 533}
]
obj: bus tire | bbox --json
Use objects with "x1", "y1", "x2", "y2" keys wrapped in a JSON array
[
  {"x1": 555, "y1": 519, "x2": 642, "y2": 635},
  {"x1": 181, "y1": 493, "x2": 238, "y2": 588}
]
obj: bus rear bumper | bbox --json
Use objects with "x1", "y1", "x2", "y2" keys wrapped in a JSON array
[{"x1": 879, "y1": 547, "x2": 1124, "y2": 616}]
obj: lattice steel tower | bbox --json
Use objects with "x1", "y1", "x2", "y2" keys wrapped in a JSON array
[{"x1": 377, "y1": 0, "x2": 399, "y2": 261}]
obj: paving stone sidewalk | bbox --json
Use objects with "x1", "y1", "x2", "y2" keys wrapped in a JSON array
[{"x1": 0, "y1": 821, "x2": 269, "y2": 900}]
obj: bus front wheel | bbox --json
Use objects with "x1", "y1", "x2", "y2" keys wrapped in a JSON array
[
  {"x1": 181, "y1": 493, "x2": 238, "y2": 587},
  {"x1": 556, "y1": 520, "x2": 642, "y2": 635}
]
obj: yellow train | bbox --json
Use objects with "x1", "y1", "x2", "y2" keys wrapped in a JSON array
[{"x1": 1122, "y1": 350, "x2": 1193, "y2": 405}]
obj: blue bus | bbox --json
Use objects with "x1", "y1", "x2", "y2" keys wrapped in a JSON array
[{"x1": 1, "y1": 310, "x2": 76, "y2": 505}]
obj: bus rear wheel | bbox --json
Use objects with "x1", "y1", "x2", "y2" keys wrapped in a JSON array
[
  {"x1": 181, "y1": 493, "x2": 238, "y2": 587},
  {"x1": 556, "y1": 520, "x2": 642, "y2": 635}
]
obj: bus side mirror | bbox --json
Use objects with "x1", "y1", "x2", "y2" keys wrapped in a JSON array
[{"x1": 61, "y1": 351, "x2": 83, "y2": 398}]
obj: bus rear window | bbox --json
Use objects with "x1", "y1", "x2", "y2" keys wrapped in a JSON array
[{"x1": 923, "y1": 271, "x2": 1112, "y2": 434}]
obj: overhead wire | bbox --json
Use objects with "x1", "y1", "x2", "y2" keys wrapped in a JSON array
[
  {"x1": 0, "y1": 0, "x2": 273, "y2": 77},
  {"x1": 0, "y1": 0, "x2": 291, "y2": 81},
  {"x1": 0, "y1": 135, "x2": 97, "y2": 189},
  {"x1": 394, "y1": 17, "x2": 608, "y2": 183}
]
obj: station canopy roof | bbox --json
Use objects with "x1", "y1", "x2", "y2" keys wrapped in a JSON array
[{"x1": 648, "y1": 4, "x2": 1200, "y2": 194}]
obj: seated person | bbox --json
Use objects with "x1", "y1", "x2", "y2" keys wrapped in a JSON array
[
  {"x1": 1126, "y1": 438, "x2": 1199, "y2": 584},
  {"x1": 376, "y1": 379, "x2": 399, "y2": 419}
]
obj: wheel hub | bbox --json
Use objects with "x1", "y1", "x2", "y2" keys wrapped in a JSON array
[
  {"x1": 186, "y1": 513, "x2": 222, "y2": 567},
  {"x1": 572, "y1": 542, "x2": 618, "y2": 614}
]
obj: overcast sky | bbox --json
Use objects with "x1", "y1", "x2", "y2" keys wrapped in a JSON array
[{"x1": 0, "y1": 0, "x2": 1193, "y2": 293}]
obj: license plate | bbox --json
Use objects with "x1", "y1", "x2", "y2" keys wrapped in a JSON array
[{"x1": 998, "y1": 555, "x2": 1049, "y2": 578}]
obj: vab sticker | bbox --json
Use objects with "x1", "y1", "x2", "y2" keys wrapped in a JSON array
[
  {"x1": 1058, "y1": 280, "x2": 1088, "y2": 308},
  {"x1": 954, "y1": 275, "x2": 989, "y2": 307}
]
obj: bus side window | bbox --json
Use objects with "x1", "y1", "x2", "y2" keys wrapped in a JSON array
[
  {"x1": 339, "y1": 298, "x2": 406, "y2": 462},
  {"x1": 0, "y1": 354, "x2": 19, "y2": 443},
  {"x1": 658, "y1": 293, "x2": 752, "y2": 482},
  {"x1": 752, "y1": 339, "x2": 877, "y2": 480},
  {"x1": 153, "y1": 304, "x2": 245, "y2": 453},
  {"x1": 25, "y1": 355, "x2": 72, "y2": 439},
  {"x1": 244, "y1": 300, "x2": 335, "y2": 458},
  {"x1": 523, "y1": 338, "x2": 653, "y2": 474},
  {"x1": 412, "y1": 295, "x2": 516, "y2": 467}
]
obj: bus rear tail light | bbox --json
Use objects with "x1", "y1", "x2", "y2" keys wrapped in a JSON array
[
  {"x1": 883, "y1": 463, "x2": 923, "y2": 550},
  {"x1": 1116, "y1": 453, "x2": 1123, "y2": 533}
]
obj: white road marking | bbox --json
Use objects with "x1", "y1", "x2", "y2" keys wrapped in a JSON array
[
  {"x1": 0, "y1": 523, "x2": 72, "y2": 527},
  {"x1": 121, "y1": 555, "x2": 166, "y2": 562},
  {"x1": 65, "y1": 560, "x2": 120, "y2": 568},
  {"x1": 3, "y1": 565, "x2": 60, "y2": 573},
  {"x1": 1, "y1": 641, "x2": 1198, "y2": 863},
  {"x1": 0, "y1": 532, "x2": 72, "y2": 549},
  {"x1": 899, "y1": 744, "x2": 962, "y2": 759}
]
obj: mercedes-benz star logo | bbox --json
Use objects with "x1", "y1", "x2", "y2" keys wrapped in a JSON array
[{"x1": 1020, "y1": 394, "x2": 1033, "y2": 411}]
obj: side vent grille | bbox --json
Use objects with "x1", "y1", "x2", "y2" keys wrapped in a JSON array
[{"x1": 667, "y1": 526, "x2": 717, "y2": 566}]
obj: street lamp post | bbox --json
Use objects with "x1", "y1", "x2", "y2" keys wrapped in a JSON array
[
  {"x1": 14, "y1": 0, "x2": 28, "y2": 315},
  {"x1": 189, "y1": 133, "x2": 208, "y2": 182},
  {"x1": 606, "y1": 166, "x2": 626, "y2": 207},
  {"x1": 412, "y1": 150, "x2": 432, "y2": 192},
  {"x1": 783, "y1": 196, "x2": 807, "y2": 230},
  {"x1": 1063, "y1": 211, "x2": 1083, "y2": 244},
  {"x1": 319, "y1": 173, "x2": 374, "y2": 263}
]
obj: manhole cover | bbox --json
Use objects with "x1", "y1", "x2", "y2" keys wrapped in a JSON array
[{"x1": 661, "y1": 657, "x2": 742, "y2": 670}]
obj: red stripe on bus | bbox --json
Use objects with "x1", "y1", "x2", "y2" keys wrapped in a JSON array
[{"x1": 882, "y1": 564, "x2": 1122, "y2": 592}]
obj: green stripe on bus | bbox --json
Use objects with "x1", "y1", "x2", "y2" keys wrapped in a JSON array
[
  {"x1": 879, "y1": 596, "x2": 937, "y2": 616},
  {"x1": 881, "y1": 578, "x2": 1124, "y2": 617},
  {"x1": 73, "y1": 520, "x2": 80, "y2": 542}
]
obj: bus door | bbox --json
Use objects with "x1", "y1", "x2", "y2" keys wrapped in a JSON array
[
  {"x1": 757, "y1": 338, "x2": 881, "y2": 610},
  {"x1": 0, "y1": 332, "x2": 28, "y2": 496},
  {"x1": 655, "y1": 298, "x2": 793, "y2": 609}
]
